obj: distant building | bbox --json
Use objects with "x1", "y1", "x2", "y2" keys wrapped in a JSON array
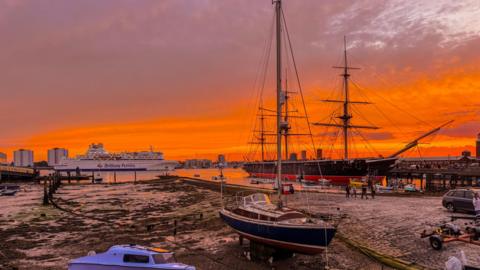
[
  {"x1": 217, "y1": 154, "x2": 226, "y2": 167},
  {"x1": 184, "y1": 159, "x2": 212, "y2": 169},
  {"x1": 0, "y1": 152, "x2": 7, "y2": 164},
  {"x1": 476, "y1": 133, "x2": 480, "y2": 159},
  {"x1": 13, "y1": 149, "x2": 34, "y2": 167},
  {"x1": 462, "y1": 150, "x2": 472, "y2": 157},
  {"x1": 48, "y1": 148, "x2": 68, "y2": 166}
]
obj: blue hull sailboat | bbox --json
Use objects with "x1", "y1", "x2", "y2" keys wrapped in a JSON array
[
  {"x1": 219, "y1": 194, "x2": 336, "y2": 254},
  {"x1": 219, "y1": 0, "x2": 336, "y2": 255}
]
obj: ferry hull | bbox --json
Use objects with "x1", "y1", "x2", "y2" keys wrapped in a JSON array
[
  {"x1": 219, "y1": 210, "x2": 336, "y2": 255},
  {"x1": 55, "y1": 160, "x2": 178, "y2": 172}
]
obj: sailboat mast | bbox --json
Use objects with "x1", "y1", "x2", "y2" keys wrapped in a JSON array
[
  {"x1": 260, "y1": 106, "x2": 265, "y2": 161},
  {"x1": 341, "y1": 36, "x2": 351, "y2": 160},
  {"x1": 284, "y1": 76, "x2": 289, "y2": 160},
  {"x1": 274, "y1": 0, "x2": 282, "y2": 199}
]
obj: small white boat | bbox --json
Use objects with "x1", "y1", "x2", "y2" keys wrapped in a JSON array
[
  {"x1": 375, "y1": 184, "x2": 393, "y2": 193},
  {"x1": 0, "y1": 185, "x2": 20, "y2": 196},
  {"x1": 250, "y1": 178, "x2": 274, "y2": 184},
  {"x1": 403, "y1": 184, "x2": 418, "y2": 192},
  {"x1": 300, "y1": 178, "x2": 330, "y2": 186},
  {"x1": 94, "y1": 173, "x2": 103, "y2": 183},
  {"x1": 68, "y1": 244, "x2": 195, "y2": 270},
  {"x1": 1, "y1": 189, "x2": 18, "y2": 196},
  {"x1": 211, "y1": 175, "x2": 226, "y2": 181}
]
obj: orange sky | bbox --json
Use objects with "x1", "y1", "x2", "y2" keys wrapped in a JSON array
[{"x1": 1, "y1": 0, "x2": 480, "y2": 162}]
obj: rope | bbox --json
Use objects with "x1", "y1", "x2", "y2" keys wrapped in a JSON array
[{"x1": 336, "y1": 233, "x2": 429, "y2": 270}]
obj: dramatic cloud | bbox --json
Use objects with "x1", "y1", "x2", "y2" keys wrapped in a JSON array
[{"x1": 0, "y1": 0, "x2": 479, "y2": 160}]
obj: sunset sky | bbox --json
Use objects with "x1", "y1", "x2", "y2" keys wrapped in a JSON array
[{"x1": 1, "y1": 0, "x2": 480, "y2": 161}]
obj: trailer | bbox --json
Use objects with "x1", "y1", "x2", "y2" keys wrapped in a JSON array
[{"x1": 421, "y1": 216, "x2": 480, "y2": 250}]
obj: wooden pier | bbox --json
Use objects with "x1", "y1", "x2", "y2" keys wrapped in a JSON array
[{"x1": 0, "y1": 165, "x2": 37, "y2": 181}]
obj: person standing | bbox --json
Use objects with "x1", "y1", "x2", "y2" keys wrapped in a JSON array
[
  {"x1": 361, "y1": 184, "x2": 368, "y2": 199},
  {"x1": 345, "y1": 185, "x2": 351, "y2": 198},
  {"x1": 473, "y1": 192, "x2": 480, "y2": 219},
  {"x1": 352, "y1": 186, "x2": 357, "y2": 199}
]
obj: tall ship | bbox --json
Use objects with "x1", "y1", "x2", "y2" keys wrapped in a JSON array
[
  {"x1": 243, "y1": 36, "x2": 451, "y2": 185},
  {"x1": 54, "y1": 143, "x2": 178, "y2": 172}
]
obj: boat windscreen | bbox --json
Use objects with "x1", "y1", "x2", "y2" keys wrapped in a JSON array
[
  {"x1": 244, "y1": 193, "x2": 271, "y2": 206},
  {"x1": 152, "y1": 253, "x2": 176, "y2": 264}
]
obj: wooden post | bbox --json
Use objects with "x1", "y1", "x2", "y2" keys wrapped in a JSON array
[
  {"x1": 67, "y1": 171, "x2": 71, "y2": 184},
  {"x1": 134, "y1": 171, "x2": 137, "y2": 184},
  {"x1": 92, "y1": 171, "x2": 94, "y2": 184},
  {"x1": 48, "y1": 177, "x2": 53, "y2": 198},
  {"x1": 114, "y1": 171, "x2": 117, "y2": 183},
  {"x1": 43, "y1": 178, "x2": 49, "y2": 205}
]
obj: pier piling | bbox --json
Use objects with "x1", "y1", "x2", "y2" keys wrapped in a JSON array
[{"x1": 43, "y1": 179, "x2": 49, "y2": 205}]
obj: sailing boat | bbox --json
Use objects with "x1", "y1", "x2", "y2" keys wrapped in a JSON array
[
  {"x1": 219, "y1": 0, "x2": 336, "y2": 254},
  {"x1": 243, "y1": 37, "x2": 451, "y2": 186}
]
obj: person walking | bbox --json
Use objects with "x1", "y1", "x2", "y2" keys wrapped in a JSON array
[
  {"x1": 361, "y1": 184, "x2": 368, "y2": 199},
  {"x1": 473, "y1": 192, "x2": 480, "y2": 219},
  {"x1": 345, "y1": 185, "x2": 351, "y2": 198}
]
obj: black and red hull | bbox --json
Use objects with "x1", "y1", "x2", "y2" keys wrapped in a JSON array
[{"x1": 243, "y1": 158, "x2": 397, "y2": 186}]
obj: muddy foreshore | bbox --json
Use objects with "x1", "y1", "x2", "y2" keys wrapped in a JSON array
[{"x1": 2, "y1": 177, "x2": 462, "y2": 270}]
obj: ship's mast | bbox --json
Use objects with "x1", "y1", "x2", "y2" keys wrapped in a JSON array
[
  {"x1": 313, "y1": 37, "x2": 378, "y2": 159},
  {"x1": 260, "y1": 105, "x2": 265, "y2": 161},
  {"x1": 341, "y1": 37, "x2": 351, "y2": 160},
  {"x1": 274, "y1": 0, "x2": 283, "y2": 201}
]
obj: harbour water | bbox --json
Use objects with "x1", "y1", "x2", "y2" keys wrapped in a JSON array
[{"x1": 62, "y1": 168, "x2": 341, "y2": 191}]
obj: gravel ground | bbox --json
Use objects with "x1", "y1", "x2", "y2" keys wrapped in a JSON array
[
  {"x1": 290, "y1": 191, "x2": 480, "y2": 269},
  {"x1": 1, "y1": 178, "x2": 452, "y2": 270}
]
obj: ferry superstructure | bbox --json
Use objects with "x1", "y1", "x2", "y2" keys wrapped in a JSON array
[{"x1": 54, "y1": 143, "x2": 178, "y2": 172}]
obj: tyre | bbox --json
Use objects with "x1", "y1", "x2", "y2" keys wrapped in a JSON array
[
  {"x1": 430, "y1": 235, "x2": 443, "y2": 250},
  {"x1": 446, "y1": 203, "x2": 455, "y2": 212}
]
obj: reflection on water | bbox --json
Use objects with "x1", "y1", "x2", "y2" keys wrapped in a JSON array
[{"x1": 177, "y1": 168, "x2": 275, "y2": 189}]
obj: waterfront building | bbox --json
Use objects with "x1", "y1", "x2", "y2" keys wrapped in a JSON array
[
  {"x1": 48, "y1": 148, "x2": 68, "y2": 166},
  {"x1": 0, "y1": 152, "x2": 7, "y2": 164},
  {"x1": 476, "y1": 133, "x2": 480, "y2": 159},
  {"x1": 218, "y1": 154, "x2": 225, "y2": 164},
  {"x1": 13, "y1": 149, "x2": 34, "y2": 167},
  {"x1": 184, "y1": 159, "x2": 212, "y2": 169}
]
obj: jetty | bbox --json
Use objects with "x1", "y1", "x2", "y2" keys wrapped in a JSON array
[{"x1": 0, "y1": 165, "x2": 37, "y2": 181}]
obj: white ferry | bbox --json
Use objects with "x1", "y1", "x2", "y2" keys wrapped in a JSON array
[{"x1": 54, "y1": 143, "x2": 178, "y2": 172}]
